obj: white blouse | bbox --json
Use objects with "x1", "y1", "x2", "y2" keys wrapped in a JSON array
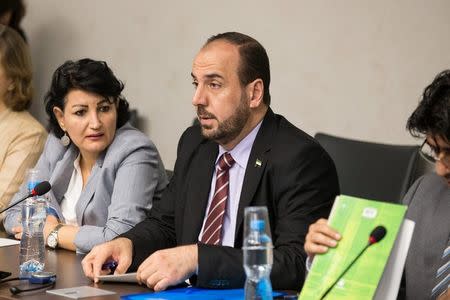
[{"x1": 60, "y1": 154, "x2": 83, "y2": 226}]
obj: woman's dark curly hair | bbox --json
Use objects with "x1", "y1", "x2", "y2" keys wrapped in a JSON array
[
  {"x1": 44, "y1": 58, "x2": 130, "y2": 138},
  {"x1": 407, "y1": 70, "x2": 450, "y2": 141}
]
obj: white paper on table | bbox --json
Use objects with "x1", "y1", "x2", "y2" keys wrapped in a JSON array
[
  {"x1": 97, "y1": 272, "x2": 138, "y2": 283},
  {"x1": 46, "y1": 286, "x2": 115, "y2": 299},
  {"x1": 0, "y1": 238, "x2": 20, "y2": 247},
  {"x1": 373, "y1": 218, "x2": 415, "y2": 300}
]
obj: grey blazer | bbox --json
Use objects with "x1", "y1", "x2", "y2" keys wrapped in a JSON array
[
  {"x1": 403, "y1": 173, "x2": 450, "y2": 300},
  {"x1": 4, "y1": 123, "x2": 168, "y2": 253}
]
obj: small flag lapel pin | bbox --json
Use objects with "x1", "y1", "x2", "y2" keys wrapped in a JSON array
[{"x1": 255, "y1": 159, "x2": 262, "y2": 167}]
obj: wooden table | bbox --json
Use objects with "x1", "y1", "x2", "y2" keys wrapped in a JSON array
[
  {"x1": 0, "y1": 234, "x2": 297, "y2": 299},
  {"x1": 0, "y1": 241, "x2": 149, "y2": 299}
]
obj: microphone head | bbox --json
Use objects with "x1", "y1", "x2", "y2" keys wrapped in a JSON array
[
  {"x1": 368, "y1": 226, "x2": 387, "y2": 245},
  {"x1": 9, "y1": 286, "x2": 21, "y2": 295},
  {"x1": 31, "y1": 181, "x2": 51, "y2": 196}
]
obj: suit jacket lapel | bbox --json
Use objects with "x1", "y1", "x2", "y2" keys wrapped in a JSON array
[
  {"x1": 183, "y1": 141, "x2": 218, "y2": 243},
  {"x1": 234, "y1": 109, "x2": 275, "y2": 242},
  {"x1": 406, "y1": 177, "x2": 450, "y2": 298},
  {"x1": 50, "y1": 145, "x2": 78, "y2": 203},
  {"x1": 75, "y1": 151, "x2": 106, "y2": 225},
  {"x1": 425, "y1": 186, "x2": 450, "y2": 269}
]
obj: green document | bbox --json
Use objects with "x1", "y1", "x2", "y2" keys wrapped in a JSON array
[{"x1": 299, "y1": 195, "x2": 407, "y2": 300}]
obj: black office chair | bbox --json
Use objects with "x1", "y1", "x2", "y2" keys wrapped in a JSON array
[{"x1": 315, "y1": 133, "x2": 421, "y2": 203}]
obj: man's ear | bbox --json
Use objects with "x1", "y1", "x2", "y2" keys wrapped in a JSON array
[
  {"x1": 52, "y1": 107, "x2": 66, "y2": 131},
  {"x1": 247, "y1": 79, "x2": 264, "y2": 108}
]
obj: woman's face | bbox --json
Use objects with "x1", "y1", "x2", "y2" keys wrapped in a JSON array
[{"x1": 53, "y1": 89, "x2": 118, "y2": 160}]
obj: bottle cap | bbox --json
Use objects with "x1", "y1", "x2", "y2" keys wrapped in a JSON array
[
  {"x1": 26, "y1": 169, "x2": 41, "y2": 192},
  {"x1": 250, "y1": 220, "x2": 265, "y2": 231},
  {"x1": 27, "y1": 181, "x2": 39, "y2": 191}
]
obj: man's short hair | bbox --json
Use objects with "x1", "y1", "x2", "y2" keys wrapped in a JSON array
[
  {"x1": 205, "y1": 32, "x2": 271, "y2": 106},
  {"x1": 407, "y1": 70, "x2": 450, "y2": 141}
]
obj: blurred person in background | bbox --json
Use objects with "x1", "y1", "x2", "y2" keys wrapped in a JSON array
[
  {"x1": 0, "y1": 0, "x2": 26, "y2": 42},
  {"x1": 4, "y1": 58, "x2": 168, "y2": 253},
  {"x1": 0, "y1": 24, "x2": 46, "y2": 218}
]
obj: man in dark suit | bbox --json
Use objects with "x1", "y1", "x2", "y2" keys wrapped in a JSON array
[
  {"x1": 304, "y1": 70, "x2": 450, "y2": 299},
  {"x1": 82, "y1": 32, "x2": 339, "y2": 292}
]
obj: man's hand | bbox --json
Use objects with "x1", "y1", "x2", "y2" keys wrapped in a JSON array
[
  {"x1": 81, "y1": 237, "x2": 133, "y2": 283},
  {"x1": 304, "y1": 218, "x2": 341, "y2": 260},
  {"x1": 136, "y1": 244, "x2": 198, "y2": 292}
]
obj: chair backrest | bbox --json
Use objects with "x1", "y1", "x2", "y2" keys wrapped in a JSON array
[{"x1": 315, "y1": 133, "x2": 420, "y2": 203}]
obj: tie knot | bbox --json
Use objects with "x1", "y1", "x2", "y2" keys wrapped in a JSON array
[{"x1": 217, "y1": 152, "x2": 235, "y2": 171}]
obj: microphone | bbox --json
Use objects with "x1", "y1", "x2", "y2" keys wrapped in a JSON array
[
  {"x1": 368, "y1": 225, "x2": 387, "y2": 245},
  {"x1": 320, "y1": 226, "x2": 387, "y2": 299},
  {"x1": 0, "y1": 181, "x2": 51, "y2": 214}
]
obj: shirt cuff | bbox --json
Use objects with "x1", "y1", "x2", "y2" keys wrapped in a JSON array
[
  {"x1": 46, "y1": 207, "x2": 60, "y2": 220},
  {"x1": 306, "y1": 256, "x2": 314, "y2": 272}
]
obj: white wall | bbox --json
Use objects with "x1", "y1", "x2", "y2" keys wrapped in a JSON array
[{"x1": 23, "y1": 0, "x2": 450, "y2": 169}]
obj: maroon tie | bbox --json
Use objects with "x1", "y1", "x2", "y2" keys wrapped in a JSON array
[{"x1": 200, "y1": 152, "x2": 235, "y2": 245}]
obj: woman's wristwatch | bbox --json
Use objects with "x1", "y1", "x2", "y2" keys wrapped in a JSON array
[{"x1": 47, "y1": 224, "x2": 64, "y2": 249}]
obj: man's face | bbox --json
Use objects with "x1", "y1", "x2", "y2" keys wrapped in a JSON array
[
  {"x1": 426, "y1": 134, "x2": 450, "y2": 186},
  {"x1": 191, "y1": 40, "x2": 251, "y2": 146}
]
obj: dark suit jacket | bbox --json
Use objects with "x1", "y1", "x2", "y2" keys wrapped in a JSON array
[{"x1": 122, "y1": 108, "x2": 339, "y2": 290}]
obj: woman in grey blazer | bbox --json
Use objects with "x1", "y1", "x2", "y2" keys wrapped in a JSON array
[{"x1": 4, "y1": 58, "x2": 168, "y2": 253}]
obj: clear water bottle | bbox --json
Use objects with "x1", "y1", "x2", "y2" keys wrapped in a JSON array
[
  {"x1": 19, "y1": 197, "x2": 47, "y2": 278},
  {"x1": 19, "y1": 169, "x2": 47, "y2": 278},
  {"x1": 243, "y1": 207, "x2": 273, "y2": 300}
]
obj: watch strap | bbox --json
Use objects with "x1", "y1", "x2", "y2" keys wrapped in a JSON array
[{"x1": 48, "y1": 223, "x2": 64, "y2": 248}]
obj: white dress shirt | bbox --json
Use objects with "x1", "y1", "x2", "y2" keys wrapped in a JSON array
[
  {"x1": 60, "y1": 154, "x2": 83, "y2": 226},
  {"x1": 199, "y1": 121, "x2": 262, "y2": 247}
]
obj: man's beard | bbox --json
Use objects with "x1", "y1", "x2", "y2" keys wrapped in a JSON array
[{"x1": 197, "y1": 96, "x2": 250, "y2": 145}]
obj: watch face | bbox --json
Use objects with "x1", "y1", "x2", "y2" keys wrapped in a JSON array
[{"x1": 47, "y1": 233, "x2": 57, "y2": 248}]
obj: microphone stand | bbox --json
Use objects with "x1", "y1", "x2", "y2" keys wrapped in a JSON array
[
  {"x1": 0, "y1": 181, "x2": 51, "y2": 214},
  {"x1": 319, "y1": 226, "x2": 386, "y2": 299},
  {"x1": 320, "y1": 243, "x2": 370, "y2": 299},
  {"x1": 0, "y1": 193, "x2": 34, "y2": 214}
]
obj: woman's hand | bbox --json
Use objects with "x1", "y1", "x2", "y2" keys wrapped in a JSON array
[
  {"x1": 11, "y1": 226, "x2": 23, "y2": 240},
  {"x1": 304, "y1": 218, "x2": 341, "y2": 260},
  {"x1": 13, "y1": 215, "x2": 60, "y2": 241}
]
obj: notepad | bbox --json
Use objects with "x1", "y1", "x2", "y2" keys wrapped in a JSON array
[{"x1": 299, "y1": 195, "x2": 411, "y2": 300}]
